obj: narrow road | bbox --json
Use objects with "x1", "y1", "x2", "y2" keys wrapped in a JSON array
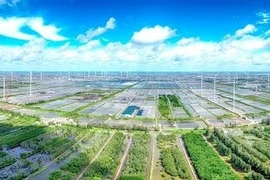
[
  {"x1": 113, "y1": 135, "x2": 133, "y2": 180},
  {"x1": 75, "y1": 132, "x2": 115, "y2": 180},
  {"x1": 149, "y1": 133, "x2": 157, "y2": 180},
  {"x1": 146, "y1": 132, "x2": 154, "y2": 180},
  {"x1": 177, "y1": 137, "x2": 198, "y2": 180}
]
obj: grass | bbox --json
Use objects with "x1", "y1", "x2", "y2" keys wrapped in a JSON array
[{"x1": 183, "y1": 133, "x2": 240, "y2": 180}]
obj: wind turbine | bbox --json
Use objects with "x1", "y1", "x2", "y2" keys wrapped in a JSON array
[
  {"x1": 213, "y1": 73, "x2": 219, "y2": 101},
  {"x1": 195, "y1": 75, "x2": 204, "y2": 95},
  {"x1": 241, "y1": 72, "x2": 249, "y2": 86},
  {"x1": 40, "y1": 72, "x2": 43, "y2": 81},
  {"x1": 267, "y1": 73, "x2": 270, "y2": 87},
  {"x1": 232, "y1": 74, "x2": 238, "y2": 111},
  {"x1": 3, "y1": 77, "x2": 5, "y2": 99},
  {"x1": 30, "y1": 71, "x2": 32, "y2": 97}
]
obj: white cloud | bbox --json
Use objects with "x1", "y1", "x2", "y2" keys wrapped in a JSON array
[
  {"x1": 77, "y1": 17, "x2": 116, "y2": 43},
  {"x1": 0, "y1": 17, "x2": 67, "y2": 41},
  {"x1": 235, "y1": 24, "x2": 257, "y2": 37},
  {"x1": 106, "y1": 17, "x2": 116, "y2": 29},
  {"x1": 131, "y1": 25, "x2": 176, "y2": 44},
  {"x1": 0, "y1": 0, "x2": 21, "y2": 6},
  {"x1": 265, "y1": 30, "x2": 270, "y2": 36},
  {"x1": 257, "y1": 12, "x2": 270, "y2": 24},
  {"x1": 0, "y1": 17, "x2": 35, "y2": 40},
  {"x1": 1, "y1": 23, "x2": 270, "y2": 71},
  {"x1": 27, "y1": 18, "x2": 68, "y2": 41},
  {"x1": 177, "y1": 37, "x2": 199, "y2": 46}
]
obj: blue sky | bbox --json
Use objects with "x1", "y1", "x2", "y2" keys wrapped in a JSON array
[{"x1": 0, "y1": 0, "x2": 270, "y2": 71}]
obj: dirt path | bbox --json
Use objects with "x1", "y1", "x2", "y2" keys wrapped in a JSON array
[
  {"x1": 177, "y1": 136, "x2": 199, "y2": 180},
  {"x1": 149, "y1": 132, "x2": 157, "y2": 180},
  {"x1": 75, "y1": 132, "x2": 115, "y2": 180},
  {"x1": 113, "y1": 135, "x2": 133, "y2": 180},
  {"x1": 146, "y1": 132, "x2": 155, "y2": 180}
]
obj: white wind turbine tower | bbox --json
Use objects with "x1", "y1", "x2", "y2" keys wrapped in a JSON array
[
  {"x1": 3, "y1": 76, "x2": 5, "y2": 99},
  {"x1": 30, "y1": 71, "x2": 32, "y2": 97},
  {"x1": 213, "y1": 73, "x2": 219, "y2": 102},
  {"x1": 11, "y1": 71, "x2": 13, "y2": 83},
  {"x1": 200, "y1": 75, "x2": 203, "y2": 96},
  {"x1": 267, "y1": 73, "x2": 270, "y2": 88},
  {"x1": 246, "y1": 73, "x2": 249, "y2": 86},
  {"x1": 232, "y1": 74, "x2": 237, "y2": 111},
  {"x1": 40, "y1": 72, "x2": 43, "y2": 81}
]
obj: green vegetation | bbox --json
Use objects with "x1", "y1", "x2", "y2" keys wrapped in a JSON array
[
  {"x1": 158, "y1": 95, "x2": 171, "y2": 118},
  {"x1": 21, "y1": 136, "x2": 71, "y2": 159},
  {"x1": 0, "y1": 125, "x2": 46, "y2": 149},
  {"x1": 9, "y1": 159, "x2": 39, "y2": 179},
  {"x1": 246, "y1": 111, "x2": 270, "y2": 118},
  {"x1": 215, "y1": 140, "x2": 231, "y2": 156},
  {"x1": 253, "y1": 142, "x2": 270, "y2": 159},
  {"x1": 216, "y1": 114, "x2": 235, "y2": 120},
  {"x1": 230, "y1": 135, "x2": 269, "y2": 162},
  {"x1": 243, "y1": 95, "x2": 270, "y2": 105},
  {"x1": 120, "y1": 132, "x2": 150, "y2": 180},
  {"x1": 49, "y1": 170, "x2": 61, "y2": 180},
  {"x1": 62, "y1": 153, "x2": 89, "y2": 174},
  {"x1": 167, "y1": 94, "x2": 193, "y2": 120},
  {"x1": 167, "y1": 94, "x2": 181, "y2": 107},
  {"x1": 218, "y1": 89, "x2": 267, "y2": 105},
  {"x1": 210, "y1": 128, "x2": 270, "y2": 179},
  {"x1": 0, "y1": 151, "x2": 16, "y2": 169},
  {"x1": 49, "y1": 132, "x2": 110, "y2": 179},
  {"x1": 183, "y1": 132, "x2": 240, "y2": 180},
  {"x1": 246, "y1": 171, "x2": 265, "y2": 180},
  {"x1": 0, "y1": 111, "x2": 41, "y2": 137},
  {"x1": 230, "y1": 154, "x2": 251, "y2": 172},
  {"x1": 84, "y1": 132, "x2": 125, "y2": 179},
  {"x1": 157, "y1": 134, "x2": 191, "y2": 179},
  {"x1": 19, "y1": 126, "x2": 87, "y2": 160}
]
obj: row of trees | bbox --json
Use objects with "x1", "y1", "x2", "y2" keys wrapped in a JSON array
[
  {"x1": 0, "y1": 125, "x2": 46, "y2": 149},
  {"x1": 120, "y1": 133, "x2": 150, "y2": 180},
  {"x1": 158, "y1": 95, "x2": 171, "y2": 118},
  {"x1": 230, "y1": 154, "x2": 251, "y2": 172},
  {"x1": 261, "y1": 118, "x2": 270, "y2": 125},
  {"x1": 86, "y1": 123, "x2": 149, "y2": 131},
  {"x1": 49, "y1": 132, "x2": 110, "y2": 179},
  {"x1": 158, "y1": 134, "x2": 191, "y2": 179},
  {"x1": 211, "y1": 128, "x2": 270, "y2": 179},
  {"x1": 61, "y1": 153, "x2": 89, "y2": 174},
  {"x1": 208, "y1": 132, "x2": 251, "y2": 173},
  {"x1": 253, "y1": 141, "x2": 270, "y2": 159},
  {"x1": 84, "y1": 133, "x2": 125, "y2": 179},
  {"x1": 230, "y1": 135, "x2": 268, "y2": 162},
  {"x1": 0, "y1": 152, "x2": 16, "y2": 169},
  {"x1": 167, "y1": 94, "x2": 181, "y2": 107}
]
